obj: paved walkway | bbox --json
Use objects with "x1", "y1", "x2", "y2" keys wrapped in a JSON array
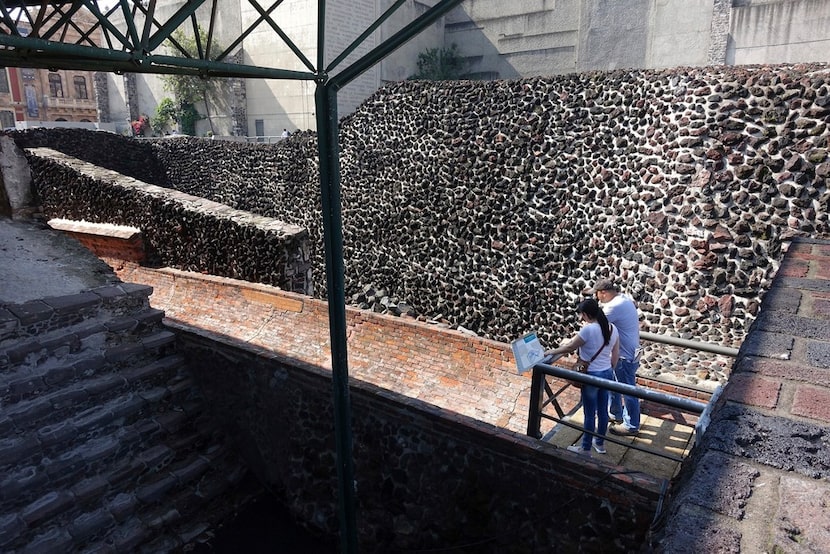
[
  {"x1": 0, "y1": 219, "x2": 117, "y2": 304},
  {"x1": 545, "y1": 403, "x2": 697, "y2": 481}
]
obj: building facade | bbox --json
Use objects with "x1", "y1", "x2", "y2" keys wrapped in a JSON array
[
  {"x1": 103, "y1": 0, "x2": 830, "y2": 138},
  {"x1": 0, "y1": 14, "x2": 101, "y2": 130}
]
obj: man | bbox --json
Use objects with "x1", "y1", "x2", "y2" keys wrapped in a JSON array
[{"x1": 590, "y1": 278, "x2": 640, "y2": 436}]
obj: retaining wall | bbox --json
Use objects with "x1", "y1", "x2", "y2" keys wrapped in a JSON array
[
  {"x1": 22, "y1": 148, "x2": 312, "y2": 295},
  {"x1": 170, "y1": 319, "x2": 664, "y2": 553},
  {"x1": 12, "y1": 63, "x2": 830, "y2": 390}
]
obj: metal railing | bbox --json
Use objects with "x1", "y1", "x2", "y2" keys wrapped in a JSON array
[{"x1": 526, "y1": 335, "x2": 737, "y2": 462}]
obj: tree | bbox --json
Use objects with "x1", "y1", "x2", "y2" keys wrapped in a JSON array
[
  {"x1": 410, "y1": 43, "x2": 466, "y2": 80},
  {"x1": 160, "y1": 27, "x2": 226, "y2": 135},
  {"x1": 152, "y1": 98, "x2": 177, "y2": 135}
]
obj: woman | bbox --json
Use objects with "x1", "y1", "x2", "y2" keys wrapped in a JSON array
[{"x1": 545, "y1": 298, "x2": 619, "y2": 456}]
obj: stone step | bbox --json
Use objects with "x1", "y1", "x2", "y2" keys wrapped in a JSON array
[
  {"x1": 0, "y1": 307, "x2": 166, "y2": 375},
  {"x1": 0, "y1": 284, "x2": 154, "y2": 349},
  {"x1": 0, "y1": 427, "x2": 247, "y2": 553},
  {"x1": 0, "y1": 353, "x2": 188, "y2": 439}
]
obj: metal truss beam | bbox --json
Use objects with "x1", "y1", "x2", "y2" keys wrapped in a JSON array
[{"x1": 0, "y1": 2, "x2": 467, "y2": 553}]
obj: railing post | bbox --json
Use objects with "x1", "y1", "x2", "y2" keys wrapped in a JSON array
[{"x1": 526, "y1": 366, "x2": 544, "y2": 439}]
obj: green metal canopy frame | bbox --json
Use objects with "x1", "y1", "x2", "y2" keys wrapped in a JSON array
[{"x1": 0, "y1": 0, "x2": 466, "y2": 551}]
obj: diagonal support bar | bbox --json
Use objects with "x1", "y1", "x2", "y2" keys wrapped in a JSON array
[{"x1": 330, "y1": 0, "x2": 465, "y2": 90}]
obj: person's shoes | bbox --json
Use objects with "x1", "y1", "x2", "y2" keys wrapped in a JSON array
[
  {"x1": 567, "y1": 444, "x2": 591, "y2": 456},
  {"x1": 609, "y1": 413, "x2": 623, "y2": 424},
  {"x1": 609, "y1": 424, "x2": 638, "y2": 436},
  {"x1": 592, "y1": 439, "x2": 606, "y2": 454}
]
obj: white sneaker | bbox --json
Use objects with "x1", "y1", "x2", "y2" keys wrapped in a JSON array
[
  {"x1": 592, "y1": 439, "x2": 606, "y2": 454},
  {"x1": 567, "y1": 444, "x2": 591, "y2": 456}
]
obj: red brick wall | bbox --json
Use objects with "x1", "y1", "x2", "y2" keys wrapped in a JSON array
[{"x1": 113, "y1": 262, "x2": 553, "y2": 433}]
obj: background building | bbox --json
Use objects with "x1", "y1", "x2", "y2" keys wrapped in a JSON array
[
  {"x1": 96, "y1": 0, "x2": 830, "y2": 138},
  {"x1": 0, "y1": 14, "x2": 102, "y2": 130}
]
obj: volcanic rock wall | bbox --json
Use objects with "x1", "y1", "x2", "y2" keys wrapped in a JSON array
[
  {"x1": 15, "y1": 64, "x2": 830, "y2": 373},
  {"x1": 11, "y1": 128, "x2": 169, "y2": 187},
  {"x1": 24, "y1": 149, "x2": 312, "y2": 294},
  {"x1": 148, "y1": 65, "x2": 830, "y2": 347}
]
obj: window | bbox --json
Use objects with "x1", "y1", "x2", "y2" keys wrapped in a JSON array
[
  {"x1": 255, "y1": 119, "x2": 264, "y2": 142},
  {"x1": 48, "y1": 73, "x2": 63, "y2": 97},
  {"x1": 0, "y1": 110, "x2": 14, "y2": 129},
  {"x1": 0, "y1": 68, "x2": 9, "y2": 94},
  {"x1": 73, "y1": 76, "x2": 88, "y2": 99}
]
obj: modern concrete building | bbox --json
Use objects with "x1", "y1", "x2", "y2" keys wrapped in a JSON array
[{"x1": 102, "y1": 0, "x2": 830, "y2": 138}]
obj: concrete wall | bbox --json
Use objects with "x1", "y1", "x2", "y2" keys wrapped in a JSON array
[
  {"x1": 447, "y1": 0, "x2": 830, "y2": 79},
  {"x1": 100, "y1": 1, "x2": 830, "y2": 136},
  {"x1": 729, "y1": 0, "x2": 830, "y2": 64}
]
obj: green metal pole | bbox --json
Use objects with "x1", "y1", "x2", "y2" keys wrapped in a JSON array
[{"x1": 315, "y1": 81, "x2": 359, "y2": 554}]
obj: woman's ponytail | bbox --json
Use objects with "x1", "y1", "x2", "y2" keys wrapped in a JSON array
[{"x1": 576, "y1": 297, "x2": 612, "y2": 344}]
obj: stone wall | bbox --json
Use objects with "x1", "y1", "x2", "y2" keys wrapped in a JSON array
[
  {"x1": 147, "y1": 65, "x2": 828, "y2": 352},
  {"x1": 9, "y1": 128, "x2": 170, "y2": 187},
  {"x1": 24, "y1": 148, "x2": 312, "y2": 295},
  {"x1": 13, "y1": 64, "x2": 830, "y2": 386},
  {"x1": 175, "y1": 323, "x2": 664, "y2": 552}
]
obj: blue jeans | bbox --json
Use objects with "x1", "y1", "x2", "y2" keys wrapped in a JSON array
[
  {"x1": 609, "y1": 358, "x2": 641, "y2": 430},
  {"x1": 580, "y1": 368, "x2": 615, "y2": 450}
]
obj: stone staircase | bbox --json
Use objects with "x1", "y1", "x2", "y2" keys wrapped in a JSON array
[{"x1": 0, "y1": 283, "x2": 252, "y2": 552}]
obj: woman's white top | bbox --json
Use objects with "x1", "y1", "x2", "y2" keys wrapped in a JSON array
[{"x1": 577, "y1": 322, "x2": 619, "y2": 372}]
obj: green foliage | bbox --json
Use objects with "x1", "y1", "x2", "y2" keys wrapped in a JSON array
[
  {"x1": 178, "y1": 103, "x2": 201, "y2": 136},
  {"x1": 410, "y1": 43, "x2": 466, "y2": 80},
  {"x1": 152, "y1": 97, "x2": 178, "y2": 134},
  {"x1": 161, "y1": 28, "x2": 213, "y2": 105},
  {"x1": 159, "y1": 26, "x2": 223, "y2": 135}
]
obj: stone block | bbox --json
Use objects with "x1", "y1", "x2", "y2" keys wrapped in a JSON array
[
  {"x1": 772, "y1": 476, "x2": 830, "y2": 552},
  {"x1": 71, "y1": 475, "x2": 110, "y2": 504},
  {"x1": 0, "y1": 513, "x2": 25, "y2": 547},
  {"x1": 110, "y1": 517, "x2": 149, "y2": 551},
  {"x1": 0, "y1": 308, "x2": 19, "y2": 340},
  {"x1": 140, "y1": 330, "x2": 176, "y2": 350},
  {"x1": 49, "y1": 386, "x2": 90, "y2": 410},
  {"x1": 0, "y1": 465, "x2": 48, "y2": 503},
  {"x1": 118, "y1": 283, "x2": 153, "y2": 299},
  {"x1": 108, "y1": 394, "x2": 146, "y2": 420},
  {"x1": 136, "y1": 444, "x2": 174, "y2": 471},
  {"x1": 37, "y1": 420, "x2": 79, "y2": 447},
  {"x1": 104, "y1": 343, "x2": 145, "y2": 363},
  {"x1": 42, "y1": 291, "x2": 101, "y2": 315},
  {"x1": 804, "y1": 339, "x2": 830, "y2": 369},
  {"x1": 135, "y1": 475, "x2": 178, "y2": 504},
  {"x1": 105, "y1": 493, "x2": 137, "y2": 522},
  {"x1": 7, "y1": 301, "x2": 53, "y2": 326},
  {"x1": 83, "y1": 373, "x2": 127, "y2": 396},
  {"x1": 106, "y1": 460, "x2": 145, "y2": 490},
  {"x1": 79, "y1": 436, "x2": 121, "y2": 463},
  {"x1": 0, "y1": 435, "x2": 41, "y2": 467},
  {"x1": 20, "y1": 527, "x2": 73, "y2": 554},
  {"x1": 740, "y1": 331, "x2": 793, "y2": 359},
  {"x1": 41, "y1": 363, "x2": 77, "y2": 386},
  {"x1": 171, "y1": 456, "x2": 210, "y2": 485},
  {"x1": 21, "y1": 490, "x2": 75, "y2": 526},
  {"x1": 68, "y1": 508, "x2": 115, "y2": 542},
  {"x1": 42, "y1": 451, "x2": 86, "y2": 482},
  {"x1": 650, "y1": 503, "x2": 741, "y2": 553},
  {"x1": 6, "y1": 396, "x2": 52, "y2": 428}
]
